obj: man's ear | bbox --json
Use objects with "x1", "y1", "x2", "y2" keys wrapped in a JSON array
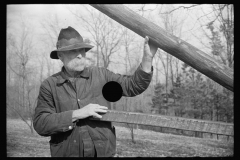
[{"x1": 57, "y1": 52, "x2": 62, "y2": 60}]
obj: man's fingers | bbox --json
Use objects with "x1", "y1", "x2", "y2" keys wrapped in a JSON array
[
  {"x1": 94, "y1": 105, "x2": 108, "y2": 115},
  {"x1": 93, "y1": 113, "x2": 102, "y2": 119},
  {"x1": 96, "y1": 108, "x2": 108, "y2": 113},
  {"x1": 96, "y1": 105, "x2": 108, "y2": 110},
  {"x1": 144, "y1": 36, "x2": 149, "y2": 44}
]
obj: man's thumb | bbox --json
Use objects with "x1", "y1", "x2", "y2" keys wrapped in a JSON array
[{"x1": 144, "y1": 36, "x2": 149, "y2": 44}]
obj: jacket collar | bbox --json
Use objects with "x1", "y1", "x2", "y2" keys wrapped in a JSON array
[{"x1": 57, "y1": 66, "x2": 90, "y2": 85}]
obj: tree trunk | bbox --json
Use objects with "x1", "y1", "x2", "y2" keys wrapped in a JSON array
[
  {"x1": 130, "y1": 125, "x2": 135, "y2": 143},
  {"x1": 126, "y1": 123, "x2": 135, "y2": 144},
  {"x1": 170, "y1": 57, "x2": 175, "y2": 87},
  {"x1": 210, "y1": 106, "x2": 214, "y2": 139},
  {"x1": 17, "y1": 78, "x2": 20, "y2": 111},
  {"x1": 22, "y1": 76, "x2": 25, "y2": 116},
  {"x1": 210, "y1": 109, "x2": 213, "y2": 121},
  {"x1": 97, "y1": 45, "x2": 99, "y2": 67},
  {"x1": 166, "y1": 54, "x2": 169, "y2": 95},
  {"x1": 90, "y1": 4, "x2": 233, "y2": 92},
  {"x1": 200, "y1": 111, "x2": 203, "y2": 138},
  {"x1": 155, "y1": 66, "x2": 159, "y2": 84},
  {"x1": 30, "y1": 119, "x2": 34, "y2": 134}
]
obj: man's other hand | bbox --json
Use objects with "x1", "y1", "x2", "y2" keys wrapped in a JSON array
[{"x1": 72, "y1": 104, "x2": 108, "y2": 122}]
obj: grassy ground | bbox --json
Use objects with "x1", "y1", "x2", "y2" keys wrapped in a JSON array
[{"x1": 7, "y1": 118, "x2": 233, "y2": 157}]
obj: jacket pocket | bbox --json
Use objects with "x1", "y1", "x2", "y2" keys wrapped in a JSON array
[{"x1": 49, "y1": 141, "x2": 64, "y2": 157}]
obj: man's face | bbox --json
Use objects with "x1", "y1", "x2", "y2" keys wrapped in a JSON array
[{"x1": 58, "y1": 48, "x2": 87, "y2": 72}]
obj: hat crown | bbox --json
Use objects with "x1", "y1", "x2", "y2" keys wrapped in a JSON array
[
  {"x1": 50, "y1": 26, "x2": 93, "y2": 59},
  {"x1": 57, "y1": 26, "x2": 83, "y2": 49},
  {"x1": 58, "y1": 26, "x2": 83, "y2": 41}
]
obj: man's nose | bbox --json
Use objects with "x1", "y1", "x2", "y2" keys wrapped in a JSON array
[{"x1": 77, "y1": 54, "x2": 82, "y2": 59}]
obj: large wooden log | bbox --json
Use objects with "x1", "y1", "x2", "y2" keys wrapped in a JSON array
[{"x1": 90, "y1": 4, "x2": 233, "y2": 92}]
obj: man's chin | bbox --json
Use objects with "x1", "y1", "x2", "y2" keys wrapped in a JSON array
[{"x1": 71, "y1": 66, "x2": 85, "y2": 72}]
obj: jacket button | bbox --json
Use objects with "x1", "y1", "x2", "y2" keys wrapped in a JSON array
[
  {"x1": 69, "y1": 126, "x2": 73, "y2": 130},
  {"x1": 73, "y1": 140, "x2": 77, "y2": 143},
  {"x1": 78, "y1": 99, "x2": 80, "y2": 102}
]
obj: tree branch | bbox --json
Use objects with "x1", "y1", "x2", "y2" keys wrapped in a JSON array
[{"x1": 160, "y1": 4, "x2": 201, "y2": 14}]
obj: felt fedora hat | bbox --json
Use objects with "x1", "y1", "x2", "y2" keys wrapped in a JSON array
[{"x1": 50, "y1": 26, "x2": 94, "y2": 59}]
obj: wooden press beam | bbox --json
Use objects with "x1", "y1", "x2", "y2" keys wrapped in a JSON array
[
  {"x1": 90, "y1": 110, "x2": 233, "y2": 136},
  {"x1": 90, "y1": 4, "x2": 233, "y2": 92}
]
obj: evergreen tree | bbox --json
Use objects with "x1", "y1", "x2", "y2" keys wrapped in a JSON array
[{"x1": 151, "y1": 83, "x2": 166, "y2": 115}]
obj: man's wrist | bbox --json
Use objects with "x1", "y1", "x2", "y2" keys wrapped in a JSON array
[
  {"x1": 142, "y1": 53, "x2": 153, "y2": 61},
  {"x1": 141, "y1": 55, "x2": 153, "y2": 73},
  {"x1": 72, "y1": 110, "x2": 78, "y2": 122}
]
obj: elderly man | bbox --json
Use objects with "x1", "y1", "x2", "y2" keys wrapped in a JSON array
[{"x1": 33, "y1": 26, "x2": 157, "y2": 157}]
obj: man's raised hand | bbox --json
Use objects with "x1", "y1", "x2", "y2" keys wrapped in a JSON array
[{"x1": 143, "y1": 36, "x2": 158, "y2": 59}]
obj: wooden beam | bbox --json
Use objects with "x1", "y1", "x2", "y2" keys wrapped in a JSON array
[
  {"x1": 90, "y1": 4, "x2": 233, "y2": 92},
  {"x1": 90, "y1": 110, "x2": 234, "y2": 136}
]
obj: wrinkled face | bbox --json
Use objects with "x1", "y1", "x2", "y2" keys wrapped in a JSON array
[{"x1": 58, "y1": 48, "x2": 86, "y2": 72}]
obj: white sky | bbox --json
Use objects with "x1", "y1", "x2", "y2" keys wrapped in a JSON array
[
  {"x1": 7, "y1": 4, "x2": 217, "y2": 83},
  {"x1": 7, "y1": 4, "x2": 212, "y2": 46}
]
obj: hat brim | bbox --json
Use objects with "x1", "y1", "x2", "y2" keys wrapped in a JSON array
[{"x1": 50, "y1": 43, "x2": 94, "y2": 59}]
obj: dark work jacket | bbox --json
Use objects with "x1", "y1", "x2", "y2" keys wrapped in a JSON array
[{"x1": 33, "y1": 64, "x2": 153, "y2": 157}]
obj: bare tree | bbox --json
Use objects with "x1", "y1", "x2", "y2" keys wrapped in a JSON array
[
  {"x1": 120, "y1": 27, "x2": 137, "y2": 110},
  {"x1": 41, "y1": 14, "x2": 62, "y2": 47},
  {"x1": 188, "y1": 4, "x2": 234, "y2": 94},
  {"x1": 157, "y1": 4, "x2": 233, "y2": 94},
  {"x1": 7, "y1": 16, "x2": 37, "y2": 134},
  {"x1": 157, "y1": 51, "x2": 169, "y2": 99},
  {"x1": 124, "y1": 59, "x2": 141, "y2": 144},
  {"x1": 34, "y1": 48, "x2": 49, "y2": 84},
  {"x1": 160, "y1": 4, "x2": 202, "y2": 15},
  {"x1": 68, "y1": 5, "x2": 124, "y2": 69},
  {"x1": 179, "y1": 4, "x2": 234, "y2": 69},
  {"x1": 40, "y1": 14, "x2": 63, "y2": 76},
  {"x1": 119, "y1": 27, "x2": 140, "y2": 143},
  {"x1": 152, "y1": 55, "x2": 163, "y2": 85},
  {"x1": 158, "y1": 4, "x2": 187, "y2": 93},
  {"x1": 209, "y1": 4, "x2": 233, "y2": 68}
]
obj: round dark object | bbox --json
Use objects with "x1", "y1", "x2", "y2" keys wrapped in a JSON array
[{"x1": 102, "y1": 81, "x2": 123, "y2": 102}]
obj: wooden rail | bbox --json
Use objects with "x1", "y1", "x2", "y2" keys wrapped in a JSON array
[{"x1": 90, "y1": 110, "x2": 234, "y2": 136}]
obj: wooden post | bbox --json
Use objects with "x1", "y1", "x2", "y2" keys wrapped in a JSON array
[{"x1": 90, "y1": 4, "x2": 233, "y2": 92}]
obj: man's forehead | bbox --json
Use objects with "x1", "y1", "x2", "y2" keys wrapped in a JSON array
[
  {"x1": 70, "y1": 48, "x2": 85, "y2": 52},
  {"x1": 60, "y1": 48, "x2": 85, "y2": 55}
]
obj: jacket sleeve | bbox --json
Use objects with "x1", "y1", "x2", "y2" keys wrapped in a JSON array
[
  {"x1": 103, "y1": 63, "x2": 153, "y2": 97},
  {"x1": 33, "y1": 79, "x2": 76, "y2": 137}
]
